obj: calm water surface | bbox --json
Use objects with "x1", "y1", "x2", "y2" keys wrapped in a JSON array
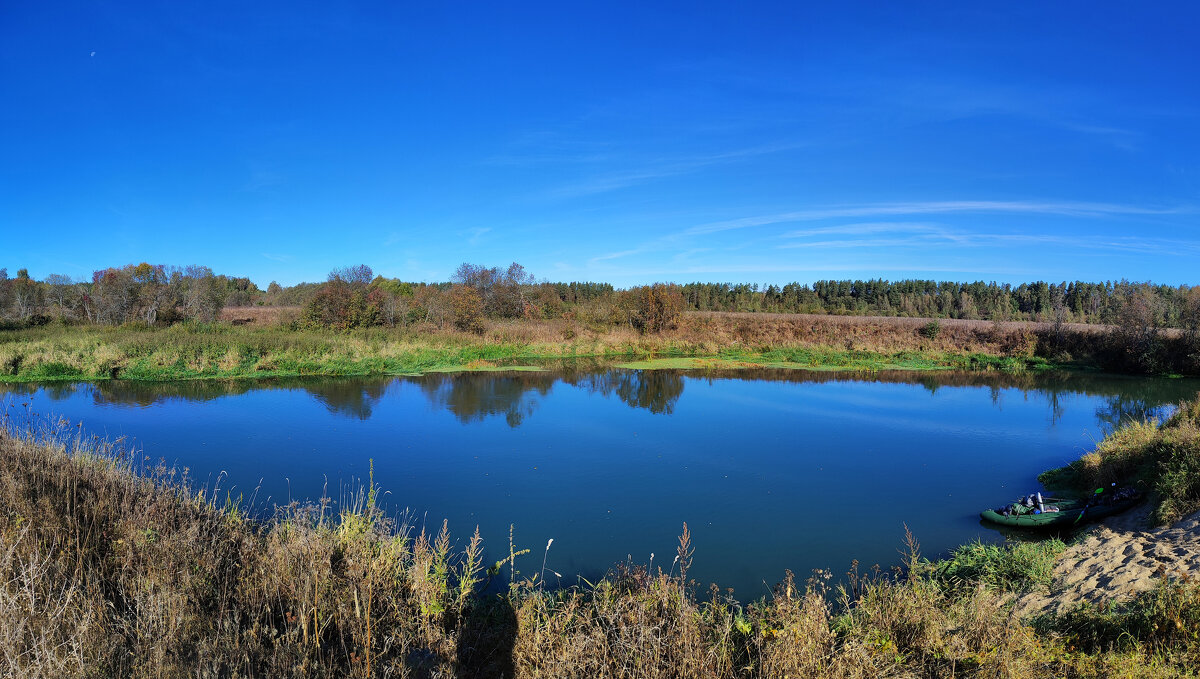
[{"x1": 5, "y1": 368, "x2": 1197, "y2": 599}]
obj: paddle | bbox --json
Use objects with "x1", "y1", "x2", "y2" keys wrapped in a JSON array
[{"x1": 1073, "y1": 485, "x2": 1108, "y2": 525}]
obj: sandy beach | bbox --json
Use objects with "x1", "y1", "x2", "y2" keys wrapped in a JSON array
[{"x1": 1017, "y1": 504, "x2": 1200, "y2": 617}]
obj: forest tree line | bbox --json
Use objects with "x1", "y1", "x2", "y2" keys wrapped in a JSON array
[{"x1": 3, "y1": 263, "x2": 1200, "y2": 336}]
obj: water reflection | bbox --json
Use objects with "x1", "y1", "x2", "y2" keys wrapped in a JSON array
[
  {"x1": 3, "y1": 366, "x2": 1199, "y2": 598},
  {"x1": 564, "y1": 370, "x2": 686, "y2": 415},
  {"x1": 308, "y1": 380, "x2": 391, "y2": 420},
  {"x1": 2, "y1": 368, "x2": 1196, "y2": 433},
  {"x1": 419, "y1": 373, "x2": 554, "y2": 427},
  {"x1": 416, "y1": 370, "x2": 687, "y2": 425},
  {"x1": 1094, "y1": 393, "x2": 1176, "y2": 433}
]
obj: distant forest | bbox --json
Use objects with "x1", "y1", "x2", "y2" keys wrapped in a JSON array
[{"x1": 1, "y1": 262, "x2": 1198, "y2": 333}]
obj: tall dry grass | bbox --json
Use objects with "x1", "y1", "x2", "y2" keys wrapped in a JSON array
[{"x1": 219, "y1": 305, "x2": 302, "y2": 326}]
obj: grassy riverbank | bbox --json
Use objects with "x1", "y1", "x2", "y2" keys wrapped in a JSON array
[
  {"x1": 4, "y1": 417, "x2": 1200, "y2": 677},
  {"x1": 1040, "y1": 399, "x2": 1200, "y2": 526},
  {"x1": 0, "y1": 315, "x2": 1070, "y2": 383}
]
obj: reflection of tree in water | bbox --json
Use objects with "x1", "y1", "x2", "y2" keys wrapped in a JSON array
[
  {"x1": 413, "y1": 369, "x2": 687, "y2": 427},
  {"x1": 88, "y1": 379, "x2": 257, "y2": 408},
  {"x1": 616, "y1": 371, "x2": 684, "y2": 415},
  {"x1": 417, "y1": 373, "x2": 555, "y2": 427},
  {"x1": 57, "y1": 378, "x2": 393, "y2": 420},
  {"x1": 562, "y1": 369, "x2": 685, "y2": 415},
  {"x1": 0, "y1": 382, "x2": 48, "y2": 400},
  {"x1": 1095, "y1": 395, "x2": 1172, "y2": 433},
  {"x1": 3, "y1": 366, "x2": 1195, "y2": 433},
  {"x1": 307, "y1": 380, "x2": 390, "y2": 420}
]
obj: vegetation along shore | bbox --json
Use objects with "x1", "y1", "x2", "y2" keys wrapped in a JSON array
[
  {"x1": 1, "y1": 262, "x2": 1200, "y2": 382},
  {"x1": 3, "y1": 398, "x2": 1200, "y2": 677}
]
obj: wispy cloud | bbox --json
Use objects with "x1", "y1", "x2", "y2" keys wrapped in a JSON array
[
  {"x1": 590, "y1": 248, "x2": 643, "y2": 263},
  {"x1": 688, "y1": 201, "x2": 1188, "y2": 235},
  {"x1": 542, "y1": 141, "x2": 807, "y2": 199},
  {"x1": 778, "y1": 237, "x2": 948, "y2": 250},
  {"x1": 671, "y1": 247, "x2": 712, "y2": 261},
  {"x1": 464, "y1": 227, "x2": 491, "y2": 246},
  {"x1": 773, "y1": 221, "x2": 1200, "y2": 257},
  {"x1": 587, "y1": 262, "x2": 1039, "y2": 279},
  {"x1": 780, "y1": 222, "x2": 948, "y2": 238}
]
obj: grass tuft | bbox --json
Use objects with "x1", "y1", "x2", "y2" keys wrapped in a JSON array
[{"x1": 926, "y1": 539, "x2": 1067, "y2": 594}]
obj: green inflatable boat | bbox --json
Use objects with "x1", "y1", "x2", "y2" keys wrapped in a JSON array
[{"x1": 980, "y1": 491, "x2": 1142, "y2": 529}]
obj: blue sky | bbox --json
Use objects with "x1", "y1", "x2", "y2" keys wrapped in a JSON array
[{"x1": 2, "y1": 1, "x2": 1198, "y2": 287}]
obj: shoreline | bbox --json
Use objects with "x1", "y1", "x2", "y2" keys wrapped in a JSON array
[
  {"x1": 0, "y1": 340, "x2": 1072, "y2": 386},
  {"x1": 0, "y1": 353, "x2": 1068, "y2": 385}
]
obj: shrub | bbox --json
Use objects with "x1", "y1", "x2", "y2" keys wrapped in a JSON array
[
  {"x1": 1050, "y1": 580, "x2": 1200, "y2": 654},
  {"x1": 622, "y1": 283, "x2": 684, "y2": 334}
]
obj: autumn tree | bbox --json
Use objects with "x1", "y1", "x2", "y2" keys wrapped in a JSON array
[
  {"x1": 1180, "y1": 287, "x2": 1200, "y2": 371},
  {"x1": 177, "y1": 266, "x2": 225, "y2": 322},
  {"x1": 10, "y1": 269, "x2": 43, "y2": 320},
  {"x1": 448, "y1": 284, "x2": 484, "y2": 333},
  {"x1": 1111, "y1": 284, "x2": 1164, "y2": 373},
  {"x1": 0, "y1": 269, "x2": 8, "y2": 318},
  {"x1": 370, "y1": 277, "x2": 414, "y2": 327},
  {"x1": 262, "y1": 281, "x2": 283, "y2": 306},
  {"x1": 452, "y1": 262, "x2": 535, "y2": 318},
  {"x1": 90, "y1": 268, "x2": 137, "y2": 324},
  {"x1": 331, "y1": 265, "x2": 374, "y2": 286},
  {"x1": 221, "y1": 276, "x2": 259, "y2": 307},
  {"x1": 132, "y1": 263, "x2": 171, "y2": 324},
  {"x1": 414, "y1": 286, "x2": 449, "y2": 328},
  {"x1": 622, "y1": 283, "x2": 684, "y2": 333},
  {"x1": 43, "y1": 274, "x2": 74, "y2": 316},
  {"x1": 302, "y1": 265, "x2": 378, "y2": 329}
]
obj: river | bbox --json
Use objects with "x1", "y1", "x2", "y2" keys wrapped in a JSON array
[{"x1": 4, "y1": 366, "x2": 1196, "y2": 599}]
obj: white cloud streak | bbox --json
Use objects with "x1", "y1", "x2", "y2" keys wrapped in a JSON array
[
  {"x1": 687, "y1": 201, "x2": 1188, "y2": 235},
  {"x1": 465, "y1": 227, "x2": 492, "y2": 246},
  {"x1": 542, "y1": 141, "x2": 808, "y2": 199},
  {"x1": 772, "y1": 222, "x2": 1200, "y2": 257},
  {"x1": 590, "y1": 249, "x2": 643, "y2": 263}
]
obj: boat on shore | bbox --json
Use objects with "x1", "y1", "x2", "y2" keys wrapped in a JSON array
[{"x1": 980, "y1": 489, "x2": 1142, "y2": 529}]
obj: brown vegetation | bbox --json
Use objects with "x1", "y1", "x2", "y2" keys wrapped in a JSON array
[
  {"x1": 201, "y1": 307, "x2": 1145, "y2": 365},
  {"x1": 218, "y1": 305, "x2": 302, "y2": 326}
]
